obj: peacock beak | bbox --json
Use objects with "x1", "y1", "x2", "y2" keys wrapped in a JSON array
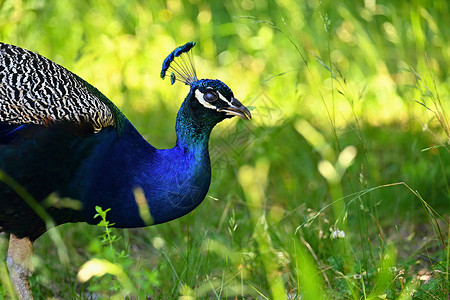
[{"x1": 217, "y1": 98, "x2": 252, "y2": 120}]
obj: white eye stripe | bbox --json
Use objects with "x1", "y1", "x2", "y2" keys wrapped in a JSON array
[
  {"x1": 195, "y1": 89, "x2": 217, "y2": 109},
  {"x1": 195, "y1": 89, "x2": 234, "y2": 110},
  {"x1": 217, "y1": 92, "x2": 232, "y2": 106}
]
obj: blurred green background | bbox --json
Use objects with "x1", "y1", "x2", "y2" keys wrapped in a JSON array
[{"x1": 1, "y1": 0, "x2": 449, "y2": 299}]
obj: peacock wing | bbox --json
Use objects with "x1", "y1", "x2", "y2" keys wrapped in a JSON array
[{"x1": 0, "y1": 42, "x2": 123, "y2": 133}]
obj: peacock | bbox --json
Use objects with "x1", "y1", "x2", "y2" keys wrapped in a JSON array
[{"x1": 0, "y1": 41, "x2": 251, "y2": 299}]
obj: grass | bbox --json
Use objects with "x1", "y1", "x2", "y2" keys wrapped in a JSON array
[{"x1": 0, "y1": 0, "x2": 449, "y2": 298}]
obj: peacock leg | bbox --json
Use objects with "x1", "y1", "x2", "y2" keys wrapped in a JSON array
[{"x1": 7, "y1": 234, "x2": 34, "y2": 300}]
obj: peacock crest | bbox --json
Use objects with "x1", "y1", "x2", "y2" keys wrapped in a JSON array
[{"x1": 160, "y1": 42, "x2": 198, "y2": 85}]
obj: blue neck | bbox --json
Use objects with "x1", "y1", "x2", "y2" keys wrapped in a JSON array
[
  {"x1": 175, "y1": 100, "x2": 213, "y2": 150},
  {"x1": 74, "y1": 100, "x2": 216, "y2": 228}
]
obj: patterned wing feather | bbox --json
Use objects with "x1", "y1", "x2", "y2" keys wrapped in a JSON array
[{"x1": 0, "y1": 42, "x2": 121, "y2": 133}]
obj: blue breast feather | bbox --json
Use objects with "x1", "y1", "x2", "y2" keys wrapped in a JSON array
[
  {"x1": 0, "y1": 117, "x2": 211, "y2": 235},
  {"x1": 73, "y1": 121, "x2": 211, "y2": 227}
]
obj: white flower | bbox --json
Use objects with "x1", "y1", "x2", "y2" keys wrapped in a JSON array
[
  {"x1": 331, "y1": 229, "x2": 346, "y2": 239},
  {"x1": 389, "y1": 266, "x2": 397, "y2": 272}
]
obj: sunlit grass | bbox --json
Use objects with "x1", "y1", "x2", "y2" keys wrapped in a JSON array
[{"x1": 0, "y1": 0, "x2": 449, "y2": 298}]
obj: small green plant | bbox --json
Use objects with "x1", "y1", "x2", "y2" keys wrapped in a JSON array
[
  {"x1": 77, "y1": 206, "x2": 160, "y2": 298},
  {"x1": 93, "y1": 206, "x2": 124, "y2": 259}
]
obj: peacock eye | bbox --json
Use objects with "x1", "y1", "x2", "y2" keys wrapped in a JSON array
[{"x1": 203, "y1": 91, "x2": 218, "y2": 103}]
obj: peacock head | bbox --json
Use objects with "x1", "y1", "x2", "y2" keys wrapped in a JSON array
[{"x1": 161, "y1": 42, "x2": 251, "y2": 125}]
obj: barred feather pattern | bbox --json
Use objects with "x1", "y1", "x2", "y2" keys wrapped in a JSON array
[{"x1": 0, "y1": 43, "x2": 116, "y2": 132}]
